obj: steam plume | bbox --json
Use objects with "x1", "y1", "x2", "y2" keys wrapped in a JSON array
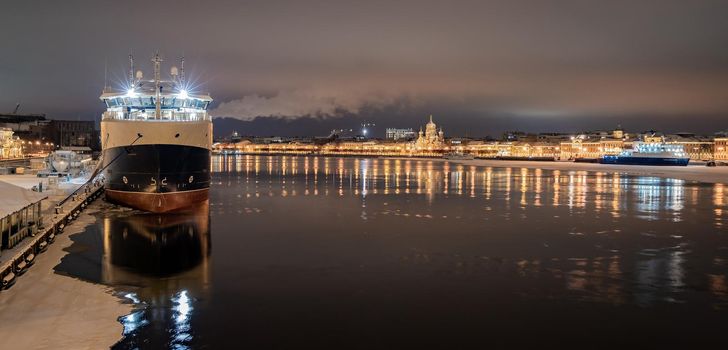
[{"x1": 211, "y1": 89, "x2": 397, "y2": 120}]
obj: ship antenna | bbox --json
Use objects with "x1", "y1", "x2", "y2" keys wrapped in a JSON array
[
  {"x1": 128, "y1": 53, "x2": 135, "y2": 87},
  {"x1": 103, "y1": 59, "x2": 109, "y2": 92},
  {"x1": 152, "y1": 52, "x2": 163, "y2": 119}
]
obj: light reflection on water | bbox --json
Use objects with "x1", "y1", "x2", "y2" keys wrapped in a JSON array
[
  {"x1": 59, "y1": 155, "x2": 728, "y2": 348},
  {"x1": 210, "y1": 155, "x2": 728, "y2": 308},
  {"x1": 100, "y1": 204, "x2": 210, "y2": 349},
  {"x1": 212, "y1": 155, "x2": 728, "y2": 229}
]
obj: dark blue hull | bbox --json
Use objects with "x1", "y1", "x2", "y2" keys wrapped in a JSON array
[{"x1": 599, "y1": 155, "x2": 689, "y2": 166}]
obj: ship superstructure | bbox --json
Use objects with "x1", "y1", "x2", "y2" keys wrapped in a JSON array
[{"x1": 99, "y1": 53, "x2": 212, "y2": 212}]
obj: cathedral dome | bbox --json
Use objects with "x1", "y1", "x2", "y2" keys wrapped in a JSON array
[{"x1": 426, "y1": 115, "x2": 436, "y2": 127}]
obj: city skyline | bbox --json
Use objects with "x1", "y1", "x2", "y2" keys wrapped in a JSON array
[
  {"x1": 2, "y1": 0, "x2": 728, "y2": 136},
  {"x1": 212, "y1": 114, "x2": 728, "y2": 140}
]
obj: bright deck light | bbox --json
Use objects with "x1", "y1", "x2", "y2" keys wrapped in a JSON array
[
  {"x1": 179, "y1": 89, "x2": 188, "y2": 99},
  {"x1": 126, "y1": 88, "x2": 135, "y2": 97}
]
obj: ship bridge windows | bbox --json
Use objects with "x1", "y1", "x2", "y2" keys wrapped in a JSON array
[
  {"x1": 104, "y1": 97, "x2": 208, "y2": 110},
  {"x1": 190, "y1": 100, "x2": 207, "y2": 109},
  {"x1": 102, "y1": 108, "x2": 209, "y2": 121},
  {"x1": 189, "y1": 99, "x2": 209, "y2": 110},
  {"x1": 102, "y1": 95, "x2": 211, "y2": 121}
]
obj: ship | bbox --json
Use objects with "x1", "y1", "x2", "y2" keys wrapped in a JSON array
[
  {"x1": 99, "y1": 53, "x2": 212, "y2": 212},
  {"x1": 599, "y1": 142, "x2": 690, "y2": 166}
]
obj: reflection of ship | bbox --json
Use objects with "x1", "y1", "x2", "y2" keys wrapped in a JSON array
[
  {"x1": 102, "y1": 201, "x2": 211, "y2": 282},
  {"x1": 99, "y1": 53, "x2": 212, "y2": 213},
  {"x1": 600, "y1": 142, "x2": 690, "y2": 166},
  {"x1": 101, "y1": 202, "x2": 211, "y2": 349}
]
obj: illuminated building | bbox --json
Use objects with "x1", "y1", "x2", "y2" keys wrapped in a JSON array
[
  {"x1": 560, "y1": 136, "x2": 625, "y2": 160},
  {"x1": 509, "y1": 142, "x2": 560, "y2": 158},
  {"x1": 0, "y1": 128, "x2": 23, "y2": 159},
  {"x1": 385, "y1": 128, "x2": 416, "y2": 141},
  {"x1": 212, "y1": 123, "x2": 728, "y2": 162},
  {"x1": 464, "y1": 141, "x2": 501, "y2": 158},
  {"x1": 664, "y1": 134, "x2": 714, "y2": 161},
  {"x1": 413, "y1": 115, "x2": 445, "y2": 150},
  {"x1": 714, "y1": 137, "x2": 728, "y2": 161},
  {"x1": 558, "y1": 127, "x2": 630, "y2": 160},
  {"x1": 642, "y1": 132, "x2": 664, "y2": 144}
]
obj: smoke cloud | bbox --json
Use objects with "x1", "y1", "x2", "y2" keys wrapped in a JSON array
[{"x1": 211, "y1": 89, "x2": 401, "y2": 120}]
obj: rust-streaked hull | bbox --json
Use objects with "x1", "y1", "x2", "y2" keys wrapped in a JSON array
[{"x1": 105, "y1": 188, "x2": 209, "y2": 213}]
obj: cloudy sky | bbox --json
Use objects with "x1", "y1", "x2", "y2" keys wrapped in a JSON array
[{"x1": 2, "y1": 0, "x2": 727, "y2": 137}]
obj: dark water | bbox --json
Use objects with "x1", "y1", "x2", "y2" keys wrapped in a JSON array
[{"x1": 56, "y1": 155, "x2": 728, "y2": 348}]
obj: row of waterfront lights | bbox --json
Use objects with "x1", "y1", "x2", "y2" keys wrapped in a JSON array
[{"x1": 19, "y1": 140, "x2": 54, "y2": 146}]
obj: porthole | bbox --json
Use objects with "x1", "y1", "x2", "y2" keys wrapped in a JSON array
[
  {"x1": 188, "y1": 175, "x2": 194, "y2": 183},
  {"x1": 122, "y1": 176, "x2": 128, "y2": 184}
]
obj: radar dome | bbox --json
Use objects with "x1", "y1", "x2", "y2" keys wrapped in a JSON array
[
  {"x1": 170, "y1": 66, "x2": 179, "y2": 76},
  {"x1": 135, "y1": 70, "x2": 143, "y2": 80}
]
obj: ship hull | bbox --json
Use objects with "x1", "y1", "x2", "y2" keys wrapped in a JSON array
[
  {"x1": 105, "y1": 188, "x2": 209, "y2": 213},
  {"x1": 599, "y1": 156, "x2": 690, "y2": 166},
  {"x1": 100, "y1": 118, "x2": 212, "y2": 213},
  {"x1": 102, "y1": 143, "x2": 211, "y2": 212}
]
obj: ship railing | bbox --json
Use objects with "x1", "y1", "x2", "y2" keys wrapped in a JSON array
[{"x1": 102, "y1": 110, "x2": 210, "y2": 122}]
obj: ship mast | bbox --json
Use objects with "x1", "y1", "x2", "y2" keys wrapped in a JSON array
[
  {"x1": 128, "y1": 54, "x2": 135, "y2": 87},
  {"x1": 180, "y1": 55, "x2": 185, "y2": 87},
  {"x1": 152, "y1": 52, "x2": 163, "y2": 119}
]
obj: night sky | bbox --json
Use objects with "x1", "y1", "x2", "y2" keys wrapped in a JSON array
[{"x1": 2, "y1": 0, "x2": 728, "y2": 137}]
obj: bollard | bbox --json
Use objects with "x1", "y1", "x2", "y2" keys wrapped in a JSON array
[{"x1": 55, "y1": 206, "x2": 63, "y2": 214}]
